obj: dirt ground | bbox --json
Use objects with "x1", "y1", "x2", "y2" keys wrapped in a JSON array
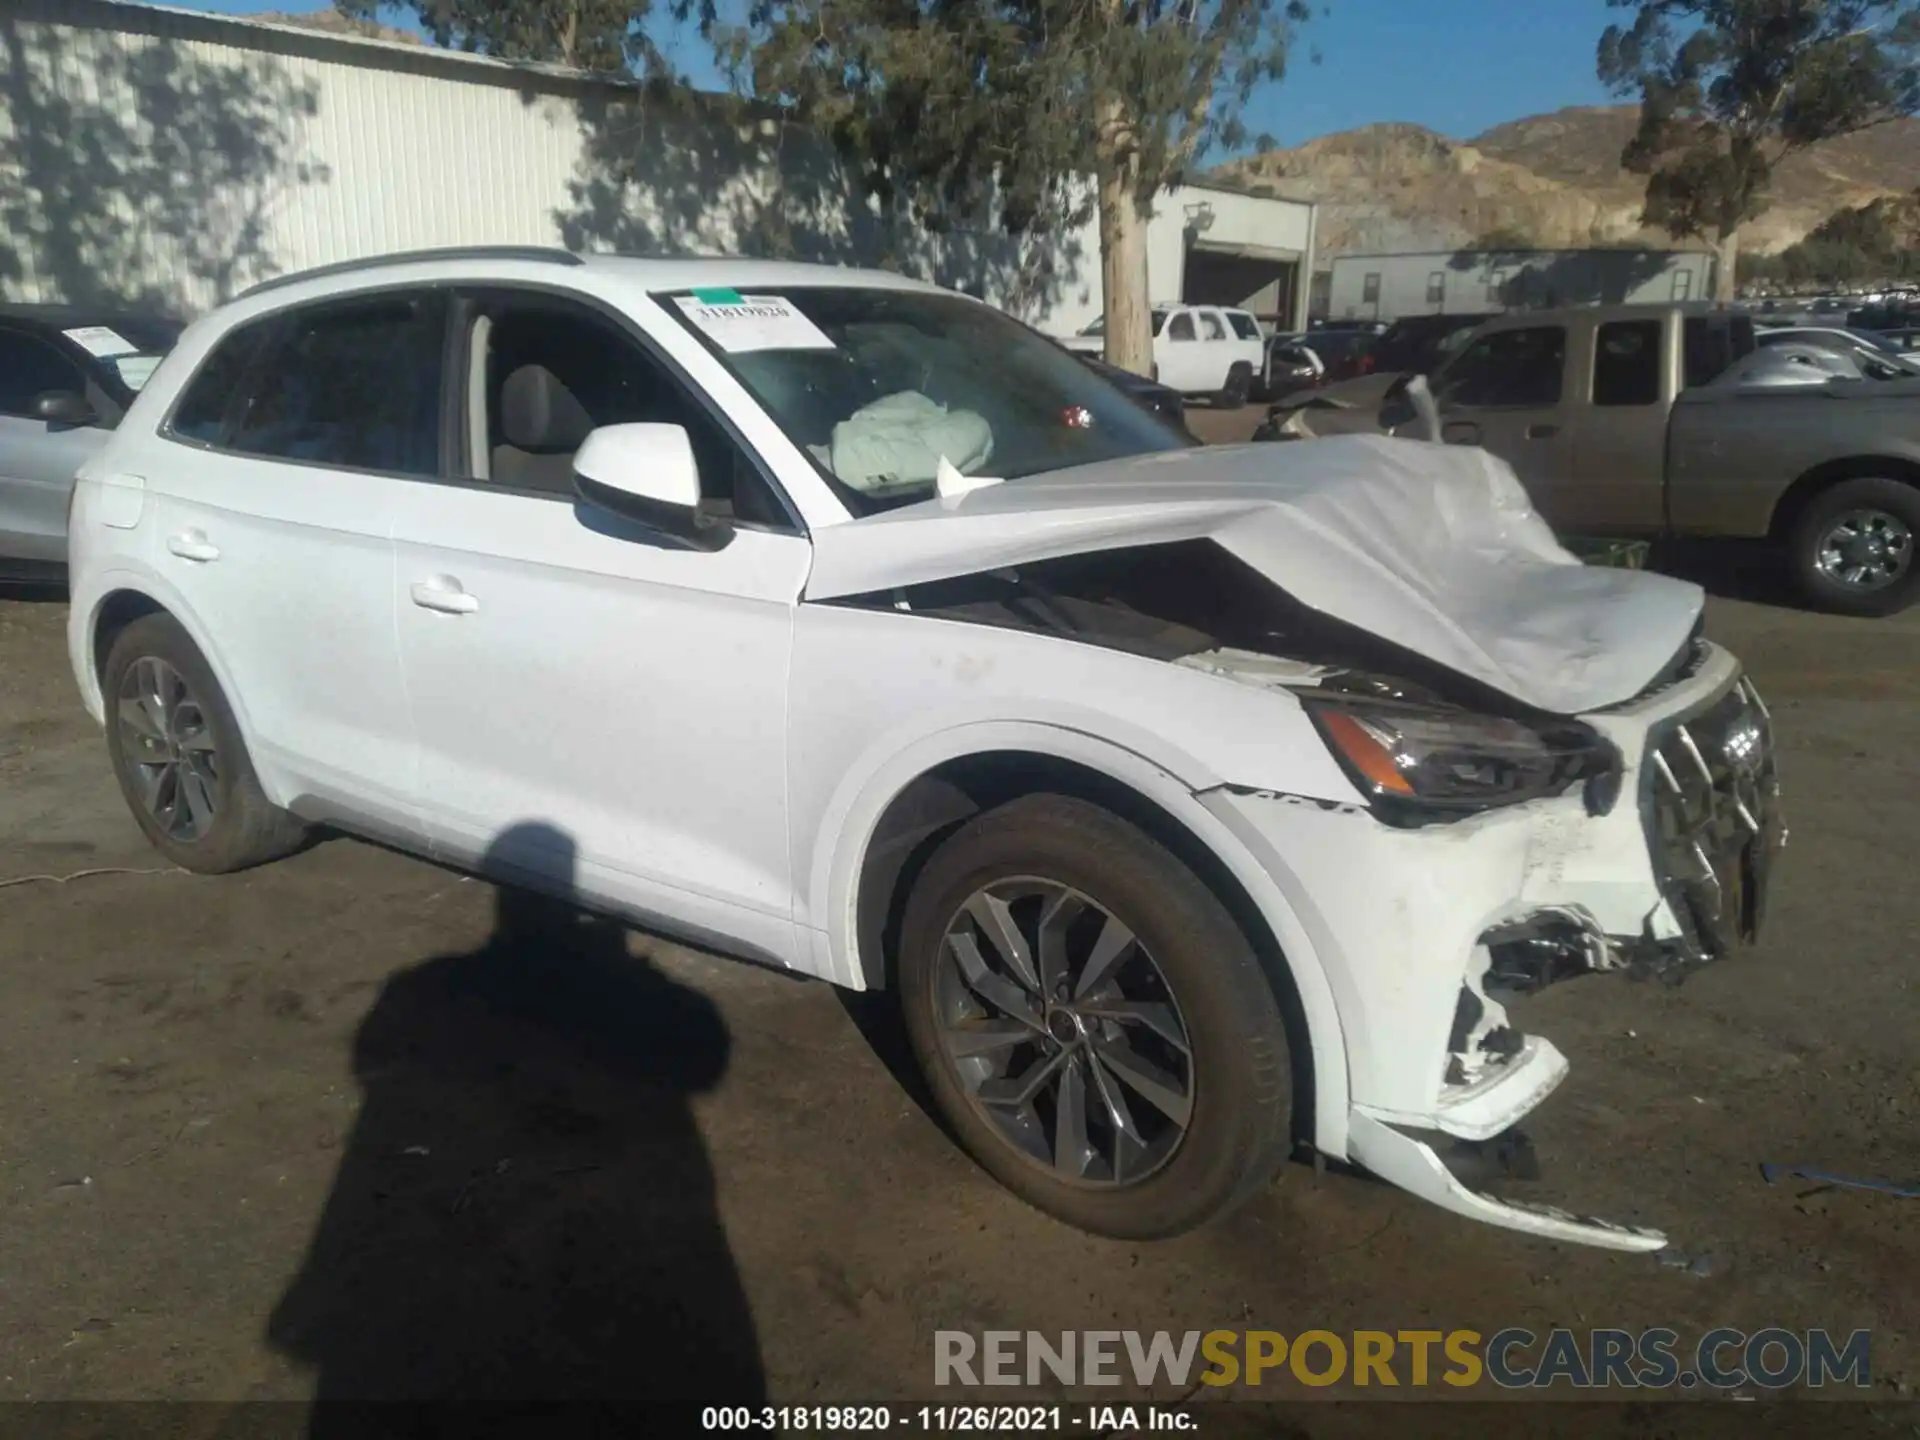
[{"x1": 2, "y1": 411, "x2": 1917, "y2": 1427}]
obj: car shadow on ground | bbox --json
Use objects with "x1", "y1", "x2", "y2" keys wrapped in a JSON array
[
  {"x1": 1643, "y1": 538, "x2": 1802, "y2": 609},
  {"x1": 266, "y1": 821, "x2": 765, "y2": 1419}
]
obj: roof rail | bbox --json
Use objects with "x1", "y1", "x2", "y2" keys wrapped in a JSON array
[{"x1": 238, "y1": 246, "x2": 583, "y2": 299}]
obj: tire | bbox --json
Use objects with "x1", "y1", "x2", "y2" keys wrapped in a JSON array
[
  {"x1": 1215, "y1": 363, "x2": 1253, "y2": 409},
  {"x1": 102, "y1": 613, "x2": 308, "y2": 873},
  {"x1": 896, "y1": 793, "x2": 1294, "y2": 1239},
  {"x1": 1786, "y1": 477, "x2": 1920, "y2": 616}
]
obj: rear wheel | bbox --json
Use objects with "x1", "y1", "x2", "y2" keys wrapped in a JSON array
[
  {"x1": 1787, "y1": 477, "x2": 1919, "y2": 616},
  {"x1": 896, "y1": 794, "x2": 1294, "y2": 1238},
  {"x1": 103, "y1": 613, "x2": 308, "y2": 873}
]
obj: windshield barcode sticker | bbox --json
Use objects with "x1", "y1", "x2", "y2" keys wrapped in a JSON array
[
  {"x1": 672, "y1": 294, "x2": 835, "y2": 354},
  {"x1": 62, "y1": 325, "x2": 139, "y2": 359}
]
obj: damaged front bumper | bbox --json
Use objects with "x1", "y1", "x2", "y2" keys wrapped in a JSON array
[{"x1": 1202, "y1": 642, "x2": 1784, "y2": 1251}]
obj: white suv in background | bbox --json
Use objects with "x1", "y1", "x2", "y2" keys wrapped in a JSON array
[
  {"x1": 67, "y1": 248, "x2": 1781, "y2": 1251},
  {"x1": 1061, "y1": 304, "x2": 1267, "y2": 404}
]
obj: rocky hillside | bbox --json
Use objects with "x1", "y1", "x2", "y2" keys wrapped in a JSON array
[{"x1": 1213, "y1": 105, "x2": 1920, "y2": 257}]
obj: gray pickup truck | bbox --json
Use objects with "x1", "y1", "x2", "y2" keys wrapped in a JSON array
[{"x1": 1265, "y1": 304, "x2": 1920, "y2": 615}]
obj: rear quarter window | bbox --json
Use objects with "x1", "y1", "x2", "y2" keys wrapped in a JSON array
[{"x1": 1683, "y1": 316, "x2": 1755, "y2": 389}]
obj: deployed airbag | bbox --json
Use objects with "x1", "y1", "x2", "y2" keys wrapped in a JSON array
[{"x1": 830, "y1": 391, "x2": 993, "y2": 494}]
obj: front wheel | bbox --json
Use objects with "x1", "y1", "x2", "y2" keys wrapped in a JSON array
[
  {"x1": 896, "y1": 794, "x2": 1294, "y2": 1238},
  {"x1": 1787, "y1": 477, "x2": 1919, "y2": 616}
]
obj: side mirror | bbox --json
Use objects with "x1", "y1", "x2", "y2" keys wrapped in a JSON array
[
  {"x1": 571, "y1": 423, "x2": 732, "y2": 551},
  {"x1": 34, "y1": 390, "x2": 95, "y2": 427}
]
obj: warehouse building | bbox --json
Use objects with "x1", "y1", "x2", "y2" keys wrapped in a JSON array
[
  {"x1": 1322, "y1": 247, "x2": 1719, "y2": 323},
  {"x1": 0, "y1": 0, "x2": 1315, "y2": 333}
]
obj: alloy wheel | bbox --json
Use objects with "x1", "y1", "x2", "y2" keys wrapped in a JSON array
[
  {"x1": 932, "y1": 878, "x2": 1194, "y2": 1187},
  {"x1": 116, "y1": 656, "x2": 220, "y2": 842},
  {"x1": 1814, "y1": 508, "x2": 1913, "y2": 592}
]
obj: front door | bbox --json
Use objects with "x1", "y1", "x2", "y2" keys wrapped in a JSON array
[
  {"x1": 392, "y1": 290, "x2": 809, "y2": 968},
  {"x1": 145, "y1": 294, "x2": 434, "y2": 843},
  {"x1": 1429, "y1": 323, "x2": 1577, "y2": 529},
  {"x1": 0, "y1": 326, "x2": 109, "y2": 566}
]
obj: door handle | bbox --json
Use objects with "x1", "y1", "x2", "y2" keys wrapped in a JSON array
[
  {"x1": 1441, "y1": 420, "x2": 1481, "y2": 445},
  {"x1": 410, "y1": 577, "x2": 480, "y2": 615},
  {"x1": 1526, "y1": 423, "x2": 1560, "y2": 439},
  {"x1": 166, "y1": 530, "x2": 220, "y2": 563}
]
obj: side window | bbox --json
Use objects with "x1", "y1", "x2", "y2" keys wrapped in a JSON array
[
  {"x1": 169, "y1": 319, "x2": 275, "y2": 445},
  {"x1": 472, "y1": 296, "x2": 792, "y2": 529},
  {"x1": 227, "y1": 294, "x2": 446, "y2": 475},
  {"x1": 1593, "y1": 320, "x2": 1662, "y2": 406},
  {"x1": 1167, "y1": 312, "x2": 1196, "y2": 342},
  {"x1": 1682, "y1": 316, "x2": 1748, "y2": 388},
  {"x1": 1198, "y1": 311, "x2": 1227, "y2": 341},
  {"x1": 0, "y1": 329, "x2": 86, "y2": 417},
  {"x1": 1227, "y1": 312, "x2": 1261, "y2": 340},
  {"x1": 1433, "y1": 326, "x2": 1566, "y2": 408}
]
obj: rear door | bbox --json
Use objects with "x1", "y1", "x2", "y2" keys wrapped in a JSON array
[
  {"x1": 1430, "y1": 323, "x2": 1576, "y2": 527},
  {"x1": 1566, "y1": 318, "x2": 1671, "y2": 535},
  {"x1": 0, "y1": 326, "x2": 111, "y2": 566},
  {"x1": 1155, "y1": 310, "x2": 1209, "y2": 393},
  {"x1": 1194, "y1": 308, "x2": 1234, "y2": 390},
  {"x1": 150, "y1": 294, "x2": 431, "y2": 841}
]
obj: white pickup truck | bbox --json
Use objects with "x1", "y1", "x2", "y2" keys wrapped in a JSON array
[{"x1": 1061, "y1": 304, "x2": 1267, "y2": 405}]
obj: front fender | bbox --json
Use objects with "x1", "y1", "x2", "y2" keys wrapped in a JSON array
[{"x1": 803, "y1": 718, "x2": 1354, "y2": 1157}]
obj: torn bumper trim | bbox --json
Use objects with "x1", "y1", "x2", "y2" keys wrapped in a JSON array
[
  {"x1": 1430, "y1": 1034, "x2": 1568, "y2": 1142},
  {"x1": 1347, "y1": 1110, "x2": 1668, "y2": 1253}
]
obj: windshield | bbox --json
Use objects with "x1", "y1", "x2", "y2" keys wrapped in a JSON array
[{"x1": 666, "y1": 288, "x2": 1191, "y2": 516}]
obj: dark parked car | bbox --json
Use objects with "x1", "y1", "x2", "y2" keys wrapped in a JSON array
[
  {"x1": 1300, "y1": 327, "x2": 1380, "y2": 382},
  {"x1": 1, "y1": 303, "x2": 182, "y2": 578}
]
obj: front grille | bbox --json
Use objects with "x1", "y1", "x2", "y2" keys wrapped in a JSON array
[{"x1": 1643, "y1": 675, "x2": 1784, "y2": 961}]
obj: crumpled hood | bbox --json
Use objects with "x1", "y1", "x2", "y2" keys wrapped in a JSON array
[{"x1": 804, "y1": 435, "x2": 1705, "y2": 715}]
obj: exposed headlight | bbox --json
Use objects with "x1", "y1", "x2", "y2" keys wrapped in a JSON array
[{"x1": 1305, "y1": 698, "x2": 1616, "y2": 823}]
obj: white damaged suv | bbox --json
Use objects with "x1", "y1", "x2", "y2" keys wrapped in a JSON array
[{"x1": 66, "y1": 249, "x2": 1784, "y2": 1250}]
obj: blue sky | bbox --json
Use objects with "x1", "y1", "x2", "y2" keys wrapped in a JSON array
[{"x1": 186, "y1": 0, "x2": 1624, "y2": 148}]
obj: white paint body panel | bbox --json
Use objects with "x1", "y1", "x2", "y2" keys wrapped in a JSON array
[
  {"x1": 149, "y1": 448, "x2": 421, "y2": 842},
  {"x1": 66, "y1": 252, "x2": 1750, "y2": 1254},
  {"x1": 389, "y1": 480, "x2": 810, "y2": 968}
]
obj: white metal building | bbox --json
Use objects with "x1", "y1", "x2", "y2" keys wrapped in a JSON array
[
  {"x1": 1324, "y1": 247, "x2": 1720, "y2": 323},
  {"x1": 0, "y1": 0, "x2": 1314, "y2": 333}
]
